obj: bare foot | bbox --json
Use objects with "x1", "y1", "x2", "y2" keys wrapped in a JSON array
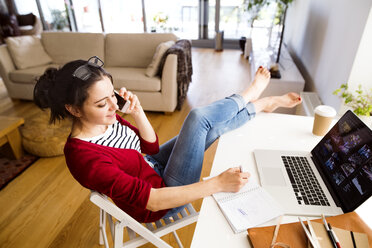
[
  {"x1": 241, "y1": 66, "x2": 271, "y2": 103},
  {"x1": 253, "y1": 92, "x2": 302, "y2": 113}
]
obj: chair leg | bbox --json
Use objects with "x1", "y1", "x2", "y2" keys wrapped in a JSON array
[
  {"x1": 99, "y1": 209, "x2": 110, "y2": 248},
  {"x1": 99, "y1": 209, "x2": 105, "y2": 245},
  {"x1": 114, "y1": 222, "x2": 124, "y2": 248},
  {"x1": 172, "y1": 231, "x2": 183, "y2": 248}
]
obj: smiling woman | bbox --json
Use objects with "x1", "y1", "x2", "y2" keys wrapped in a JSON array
[{"x1": 32, "y1": 55, "x2": 301, "y2": 227}]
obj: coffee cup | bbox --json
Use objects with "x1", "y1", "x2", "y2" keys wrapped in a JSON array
[{"x1": 312, "y1": 105, "x2": 337, "y2": 136}]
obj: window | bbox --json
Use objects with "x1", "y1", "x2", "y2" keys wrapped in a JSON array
[
  {"x1": 101, "y1": 0, "x2": 144, "y2": 33},
  {"x1": 12, "y1": 0, "x2": 272, "y2": 45},
  {"x1": 14, "y1": 0, "x2": 39, "y2": 16},
  {"x1": 145, "y1": 0, "x2": 199, "y2": 39},
  {"x1": 207, "y1": 0, "x2": 216, "y2": 39},
  {"x1": 38, "y1": 0, "x2": 70, "y2": 31},
  {"x1": 71, "y1": 0, "x2": 102, "y2": 32},
  {"x1": 219, "y1": 0, "x2": 250, "y2": 39}
]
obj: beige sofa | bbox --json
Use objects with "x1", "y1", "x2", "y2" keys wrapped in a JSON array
[{"x1": 0, "y1": 32, "x2": 179, "y2": 112}]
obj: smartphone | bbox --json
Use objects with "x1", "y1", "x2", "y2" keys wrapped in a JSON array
[{"x1": 114, "y1": 91, "x2": 131, "y2": 113}]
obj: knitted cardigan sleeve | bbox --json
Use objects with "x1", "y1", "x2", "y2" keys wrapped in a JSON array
[{"x1": 64, "y1": 143, "x2": 153, "y2": 210}]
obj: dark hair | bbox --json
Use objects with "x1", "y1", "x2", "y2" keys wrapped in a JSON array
[{"x1": 33, "y1": 59, "x2": 113, "y2": 123}]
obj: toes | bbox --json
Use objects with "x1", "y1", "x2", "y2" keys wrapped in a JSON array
[
  {"x1": 288, "y1": 92, "x2": 300, "y2": 100},
  {"x1": 265, "y1": 69, "x2": 271, "y2": 78},
  {"x1": 256, "y1": 66, "x2": 271, "y2": 78}
]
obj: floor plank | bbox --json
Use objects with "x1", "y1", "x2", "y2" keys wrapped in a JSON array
[{"x1": 0, "y1": 48, "x2": 251, "y2": 247}]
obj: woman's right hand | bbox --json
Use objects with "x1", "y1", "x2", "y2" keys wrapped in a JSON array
[
  {"x1": 118, "y1": 87, "x2": 143, "y2": 115},
  {"x1": 215, "y1": 167, "x2": 250, "y2": 193},
  {"x1": 146, "y1": 167, "x2": 251, "y2": 212}
]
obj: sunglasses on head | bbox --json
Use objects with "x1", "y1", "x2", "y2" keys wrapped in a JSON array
[{"x1": 72, "y1": 56, "x2": 104, "y2": 81}]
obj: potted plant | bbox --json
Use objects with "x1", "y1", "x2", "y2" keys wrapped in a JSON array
[
  {"x1": 333, "y1": 83, "x2": 372, "y2": 127},
  {"x1": 152, "y1": 12, "x2": 168, "y2": 32},
  {"x1": 51, "y1": 9, "x2": 69, "y2": 31}
]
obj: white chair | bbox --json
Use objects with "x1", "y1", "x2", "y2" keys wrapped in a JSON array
[{"x1": 90, "y1": 191, "x2": 199, "y2": 248}]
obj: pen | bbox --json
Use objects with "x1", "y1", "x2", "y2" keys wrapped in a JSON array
[
  {"x1": 307, "y1": 218, "x2": 321, "y2": 248},
  {"x1": 239, "y1": 165, "x2": 243, "y2": 173},
  {"x1": 299, "y1": 217, "x2": 319, "y2": 248},
  {"x1": 350, "y1": 231, "x2": 357, "y2": 248},
  {"x1": 322, "y1": 214, "x2": 338, "y2": 248},
  {"x1": 328, "y1": 223, "x2": 342, "y2": 248}
]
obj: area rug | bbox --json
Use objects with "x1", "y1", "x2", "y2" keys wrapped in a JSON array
[{"x1": 0, "y1": 153, "x2": 38, "y2": 190}]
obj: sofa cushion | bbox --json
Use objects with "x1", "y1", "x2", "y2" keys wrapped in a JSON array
[
  {"x1": 5, "y1": 35, "x2": 53, "y2": 69},
  {"x1": 41, "y1": 32, "x2": 105, "y2": 64},
  {"x1": 105, "y1": 33, "x2": 177, "y2": 68},
  {"x1": 106, "y1": 67, "x2": 161, "y2": 92},
  {"x1": 9, "y1": 64, "x2": 60, "y2": 84},
  {"x1": 146, "y1": 40, "x2": 175, "y2": 77}
]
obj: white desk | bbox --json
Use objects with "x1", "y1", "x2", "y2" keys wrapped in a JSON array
[{"x1": 191, "y1": 113, "x2": 372, "y2": 248}]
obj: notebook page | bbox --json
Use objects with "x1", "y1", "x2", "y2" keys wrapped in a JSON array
[{"x1": 213, "y1": 182, "x2": 283, "y2": 233}]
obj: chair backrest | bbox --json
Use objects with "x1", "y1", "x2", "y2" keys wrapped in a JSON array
[{"x1": 89, "y1": 191, "x2": 199, "y2": 248}]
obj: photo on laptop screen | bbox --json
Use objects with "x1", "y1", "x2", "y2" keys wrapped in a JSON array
[{"x1": 311, "y1": 110, "x2": 372, "y2": 212}]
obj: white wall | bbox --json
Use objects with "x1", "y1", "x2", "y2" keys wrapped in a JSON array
[
  {"x1": 284, "y1": 0, "x2": 372, "y2": 110},
  {"x1": 348, "y1": 6, "x2": 372, "y2": 91}
]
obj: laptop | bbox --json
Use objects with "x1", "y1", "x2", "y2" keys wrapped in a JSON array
[{"x1": 254, "y1": 110, "x2": 372, "y2": 216}]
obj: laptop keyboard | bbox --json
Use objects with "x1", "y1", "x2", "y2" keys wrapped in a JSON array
[{"x1": 281, "y1": 156, "x2": 330, "y2": 207}]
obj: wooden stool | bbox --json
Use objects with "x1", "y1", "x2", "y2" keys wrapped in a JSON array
[{"x1": 0, "y1": 116, "x2": 25, "y2": 159}]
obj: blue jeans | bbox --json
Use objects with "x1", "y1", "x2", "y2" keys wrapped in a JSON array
[{"x1": 146, "y1": 94, "x2": 256, "y2": 218}]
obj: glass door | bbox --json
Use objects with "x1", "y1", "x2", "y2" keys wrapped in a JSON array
[
  {"x1": 13, "y1": 0, "x2": 39, "y2": 16},
  {"x1": 71, "y1": 0, "x2": 102, "y2": 32},
  {"x1": 37, "y1": 0, "x2": 71, "y2": 31},
  {"x1": 144, "y1": 0, "x2": 199, "y2": 39},
  {"x1": 101, "y1": 0, "x2": 144, "y2": 33},
  {"x1": 219, "y1": 0, "x2": 250, "y2": 39}
]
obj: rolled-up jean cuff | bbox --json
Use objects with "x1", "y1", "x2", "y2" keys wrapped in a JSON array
[
  {"x1": 227, "y1": 94, "x2": 246, "y2": 111},
  {"x1": 246, "y1": 102, "x2": 256, "y2": 117}
]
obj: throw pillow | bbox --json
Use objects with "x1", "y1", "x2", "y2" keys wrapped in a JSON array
[
  {"x1": 16, "y1": 13, "x2": 36, "y2": 26},
  {"x1": 5, "y1": 35, "x2": 52, "y2": 69},
  {"x1": 0, "y1": 13, "x2": 21, "y2": 37},
  {"x1": 146, "y1": 40, "x2": 175, "y2": 77}
]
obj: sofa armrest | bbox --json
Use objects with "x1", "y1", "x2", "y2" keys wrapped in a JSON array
[
  {"x1": 19, "y1": 17, "x2": 42, "y2": 36},
  {"x1": 161, "y1": 54, "x2": 178, "y2": 111},
  {"x1": 0, "y1": 45, "x2": 16, "y2": 86}
]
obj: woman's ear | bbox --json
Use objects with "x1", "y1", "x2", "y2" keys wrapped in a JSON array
[{"x1": 65, "y1": 104, "x2": 82, "y2": 118}]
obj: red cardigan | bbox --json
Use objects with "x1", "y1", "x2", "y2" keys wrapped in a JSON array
[{"x1": 64, "y1": 114, "x2": 169, "y2": 223}]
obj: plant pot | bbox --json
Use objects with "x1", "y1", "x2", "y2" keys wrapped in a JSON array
[{"x1": 358, "y1": 115, "x2": 372, "y2": 129}]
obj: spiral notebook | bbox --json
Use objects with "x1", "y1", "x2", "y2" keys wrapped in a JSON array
[{"x1": 213, "y1": 182, "x2": 283, "y2": 233}]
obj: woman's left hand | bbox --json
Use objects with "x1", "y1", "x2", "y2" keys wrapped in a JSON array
[{"x1": 118, "y1": 87, "x2": 143, "y2": 115}]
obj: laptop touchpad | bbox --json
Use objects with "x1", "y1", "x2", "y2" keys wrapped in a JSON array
[{"x1": 262, "y1": 167, "x2": 287, "y2": 186}]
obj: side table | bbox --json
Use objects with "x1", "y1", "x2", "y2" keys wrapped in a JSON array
[{"x1": 0, "y1": 116, "x2": 25, "y2": 159}]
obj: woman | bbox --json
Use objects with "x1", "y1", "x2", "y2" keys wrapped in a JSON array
[{"x1": 34, "y1": 56, "x2": 301, "y2": 223}]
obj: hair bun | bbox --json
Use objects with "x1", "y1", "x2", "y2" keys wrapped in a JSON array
[
  {"x1": 34, "y1": 67, "x2": 59, "y2": 109},
  {"x1": 43, "y1": 67, "x2": 58, "y2": 82}
]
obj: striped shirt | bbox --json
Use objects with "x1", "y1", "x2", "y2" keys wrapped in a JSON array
[{"x1": 80, "y1": 120, "x2": 141, "y2": 152}]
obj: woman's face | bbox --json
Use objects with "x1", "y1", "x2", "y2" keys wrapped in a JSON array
[{"x1": 78, "y1": 76, "x2": 118, "y2": 126}]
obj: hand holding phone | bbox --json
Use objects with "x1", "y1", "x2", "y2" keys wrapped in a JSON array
[{"x1": 114, "y1": 90, "x2": 131, "y2": 113}]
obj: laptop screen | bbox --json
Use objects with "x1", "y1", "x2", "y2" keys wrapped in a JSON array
[{"x1": 311, "y1": 110, "x2": 372, "y2": 212}]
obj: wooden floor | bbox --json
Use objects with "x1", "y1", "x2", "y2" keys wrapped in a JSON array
[{"x1": 0, "y1": 48, "x2": 252, "y2": 248}]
